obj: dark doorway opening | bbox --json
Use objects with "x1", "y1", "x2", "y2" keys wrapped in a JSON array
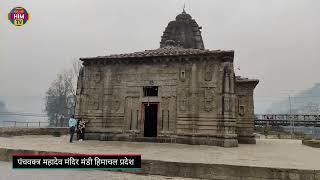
[
  {"x1": 143, "y1": 86, "x2": 158, "y2": 97},
  {"x1": 144, "y1": 104, "x2": 158, "y2": 137}
]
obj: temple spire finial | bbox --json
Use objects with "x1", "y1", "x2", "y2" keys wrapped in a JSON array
[{"x1": 183, "y1": 1, "x2": 186, "y2": 13}]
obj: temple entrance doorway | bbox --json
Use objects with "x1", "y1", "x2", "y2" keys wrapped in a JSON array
[{"x1": 144, "y1": 104, "x2": 158, "y2": 137}]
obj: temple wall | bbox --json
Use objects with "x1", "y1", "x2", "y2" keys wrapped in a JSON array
[
  {"x1": 176, "y1": 60, "x2": 237, "y2": 141},
  {"x1": 235, "y1": 81, "x2": 257, "y2": 144},
  {"x1": 76, "y1": 55, "x2": 241, "y2": 147},
  {"x1": 78, "y1": 58, "x2": 222, "y2": 130}
]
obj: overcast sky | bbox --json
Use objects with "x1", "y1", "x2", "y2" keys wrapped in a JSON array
[{"x1": 1, "y1": 0, "x2": 320, "y2": 113}]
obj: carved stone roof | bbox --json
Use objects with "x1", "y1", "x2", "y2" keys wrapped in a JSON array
[
  {"x1": 80, "y1": 46, "x2": 233, "y2": 61},
  {"x1": 160, "y1": 10, "x2": 205, "y2": 50}
]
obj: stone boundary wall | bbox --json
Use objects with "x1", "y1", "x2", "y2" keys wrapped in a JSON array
[
  {"x1": 302, "y1": 139, "x2": 320, "y2": 148},
  {"x1": 0, "y1": 147, "x2": 319, "y2": 180},
  {"x1": 0, "y1": 127, "x2": 69, "y2": 137}
]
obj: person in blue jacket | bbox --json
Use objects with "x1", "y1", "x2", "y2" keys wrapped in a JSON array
[{"x1": 68, "y1": 115, "x2": 77, "y2": 143}]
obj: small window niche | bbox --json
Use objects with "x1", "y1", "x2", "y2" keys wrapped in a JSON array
[
  {"x1": 205, "y1": 65, "x2": 212, "y2": 81},
  {"x1": 239, "y1": 105, "x2": 245, "y2": 116},
  {"x1": 180, "y1": 69, "x2": 186, "y2": 82},
  {"x1": 143, "y1": 86, "x2": 158, "y2": 97}
]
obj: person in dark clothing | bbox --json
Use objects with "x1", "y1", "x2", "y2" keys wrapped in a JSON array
[
  {"x1": 78, "y1": 119, "x2": 90, "y2": 141},
  {"x1": 76, "y1": 118, "x2": 81, "y2": 140},
  {"x1": 68, "y1": 115, "x2": 77, "y2": 143}
]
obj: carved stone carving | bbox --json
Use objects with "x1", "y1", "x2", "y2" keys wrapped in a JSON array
[
  {"x1": 204, "y1": 65, "x2": 212, "y2": 81},
  {"x1": 93, "y1": 71, "x2": 102, "y2": 83},
  {"x1": 112, "y1": 99, "x2": 121, "y2": 112},
  {"x1": 103, "y1": 95, "x2": 111, "y2": 112},
  {"x1": 204, "y1": 88, "x2": 214, "y2": 112},
  {"x1": 191, "y1": 95, "x2": 197, "y2": 112},
  {"x1": 224, "y1": 96, "x2": 231, "y2": 112},
  {"x1": 162, "y1": 97, "x2": 170, "y2": 110},
  {"x1": 110, "y1": 87, "x2": 121, "y2": 112},
  {"x1": 89, "y1": 96, "x2": 99, "y2": 110},
  {"x1": 116, "y1": 74, "x2": 121, "y2": 83},
  {"x1": 179, "y1": 90, "x2": 188, "y2": 111},
  {"x1": 239, "y1": 105, "x2": 245, "y2": 116}
]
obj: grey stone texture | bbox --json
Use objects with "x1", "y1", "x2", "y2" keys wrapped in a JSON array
[{"x1": 76, "y1": 11, "x2": 259, "y2": 148}]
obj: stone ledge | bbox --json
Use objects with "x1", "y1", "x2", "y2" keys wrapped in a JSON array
[
  {"x1": 302, "y1": 139, "x2": 320, "y2": 148},
  {"x1": 0, "y1": 127, "x2": 69, "y2": 137},
  {"x1": 86, "y1": 133, "x2": 238, "y2": 147},
  {"x1": 0, "y1": 147, "x2": 319, "y2": 180}
]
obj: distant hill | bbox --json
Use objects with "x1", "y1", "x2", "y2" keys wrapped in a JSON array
[
  {"x1": 0, "y1": 101, "x2": 8, "y2": 112},
  {"x1": 267, "y1": 83, "x2": 320, "y2": 114}
]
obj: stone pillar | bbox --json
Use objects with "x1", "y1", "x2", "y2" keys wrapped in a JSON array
[
  {"x1": 191, "y1": 63, "x2": 198, "y2": 135},
  {"x1": 221, "y1": 63, "x2": 238, "y2": 147}
]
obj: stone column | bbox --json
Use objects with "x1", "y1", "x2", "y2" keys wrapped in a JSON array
[
  {"x1": 221, "y1": 63, "x2": 238, "y2": 147},
  {"x1": 191, "y1": 63, "x2": 198, "y2": 135}
]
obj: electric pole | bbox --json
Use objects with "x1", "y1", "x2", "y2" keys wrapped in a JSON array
[{"x1": 289, "y1": 95, "x2": 294, "y2": 138}]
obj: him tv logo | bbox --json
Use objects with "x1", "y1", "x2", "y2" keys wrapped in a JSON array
[{"x1": 8, "y1": 7, "x2": 29, "y2": 26}]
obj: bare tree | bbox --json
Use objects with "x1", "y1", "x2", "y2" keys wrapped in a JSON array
[
  {"x1": 70, "y1": 59, "x2": 82, "y2": 96},
  {"x1": 45, "y1": 59, "x2": 82, "y2": 126}
]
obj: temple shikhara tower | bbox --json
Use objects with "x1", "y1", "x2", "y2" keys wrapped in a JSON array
[{"x1": 76, "y1": 10, "x2": 259, "y2": 147}]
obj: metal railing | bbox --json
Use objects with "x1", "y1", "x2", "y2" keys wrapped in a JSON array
[
  {"x1": 254, "y1": 114, "x2": 320, "y2": 139},
  {"x1": 255, "y1": 114, "x2": 320, "y2": 127},
  {"x1": 1, "y1": 120, "x2": 51, "y2": 127}
]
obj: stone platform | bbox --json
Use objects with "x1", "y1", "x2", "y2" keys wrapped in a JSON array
[
  {"x1": 0, "y1": 135, "x2": 320, "y2": 179},
  {"x1": 302, "y1": 139, "x2": 320, "y2": 148},
  {"x1": 0, "y1": 127, "x2": 68, "y2": 136},
  {"x1": 89, "y1": 133, "x2": 240, "y2": 147}
]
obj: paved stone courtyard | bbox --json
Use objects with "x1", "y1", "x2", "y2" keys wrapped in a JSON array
[
  {"x1": 0, "y1": 161, "x2": 198, "y2": 180},
  {"x1": 0, "y1": 135, "x2": 319, "y2": 170}
]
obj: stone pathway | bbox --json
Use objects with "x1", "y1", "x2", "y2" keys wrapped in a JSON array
[
  {"x1": 0, "y1": 161, "x2": 198, "y2": 180},
  {"x1": 0, "y1": 135, "x2": 319, "y2": 170}
]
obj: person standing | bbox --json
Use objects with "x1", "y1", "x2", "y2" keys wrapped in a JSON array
[
  {"x1": 78, "y1": 119, "x2": 90, "y2": 141},
  {"x1": 76, "y1": 117, "x2": 81, "y2": 140},
  {"x1": 68, "y1": 115, "x2": 77, "y2": 143}
]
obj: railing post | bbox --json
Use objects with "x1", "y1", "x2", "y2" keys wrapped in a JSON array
[
  {"x1": 27, "y1": 122, "x2": 28, "y2": 127},
  {"x1": 14, "y1": 121, "x2": 16, "y2": 127},
  {"x1": 39, "y1": 121, "x2": 41, "y2": 127}
]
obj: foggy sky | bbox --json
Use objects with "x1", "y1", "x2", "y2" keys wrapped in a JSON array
[{"x1": 1, "y1": 0, "x2": 320, "y2": 113}]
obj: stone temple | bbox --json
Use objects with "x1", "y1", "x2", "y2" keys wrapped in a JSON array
[{"x1": 75, "y1": 10, "x2": 259, "y2": 147}]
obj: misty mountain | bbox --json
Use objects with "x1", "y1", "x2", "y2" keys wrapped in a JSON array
[
  {"x1": 0, "y1": 101, "x2": 8, "y2": 112},
  {"x1": 267, "y1": 83, "x2": 320, "y2": 114}
]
